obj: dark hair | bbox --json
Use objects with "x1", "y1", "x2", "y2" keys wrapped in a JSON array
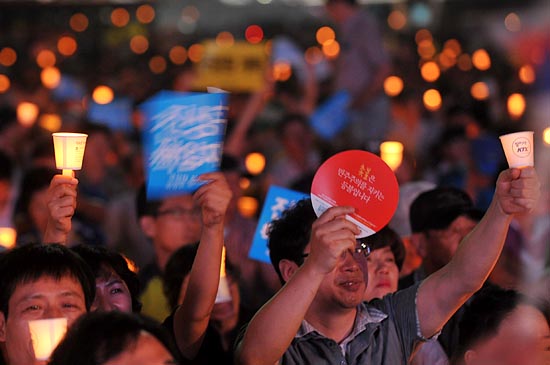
[
  {"x1": 135, "y1": 183, "x2": 162, "y2": 219},
  {"x1": 162, "y1": 242, "x2": 239, "y2": 311},
  {"x1": 326, "y1": 0, "x2": 357, "y2": 5},
  {"x1": 71, "y1": 244, "x2": 142, "y2": 313},
  {"x1": 454, "y1": 284, "x2": 545, "y2": 362},
  {"x1": 48, "y1": 311, "x2": 181, "y2": 365},
  {"x1": 0, "y1": 243, "x2": 95, "y2": 317},
  {"x1": 268, "y1": 199, "x2": 316, "y2": 284},
  {"x1": 359, "y1": 226, "x2": 406, "y2": 271},
  {"x1": 13, "y1": 167, "x2": 57, "y2": 230}
]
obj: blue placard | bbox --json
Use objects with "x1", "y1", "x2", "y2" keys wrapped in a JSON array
[
  {"x1": 309, "y1": 90, "x2": 351, "y2": 140},
  {"x1": 249, "y1": 185, "x2": 309, "y2": 263},
  {"x1": 52, "y1": 74, "x2": 86, "y2": 102},
  {"x1": 140, "y1": 91, "x2": 229, "y2": 199},
  {"x1": 88, "y1": 97, "x2": 133, "y2": 132}
]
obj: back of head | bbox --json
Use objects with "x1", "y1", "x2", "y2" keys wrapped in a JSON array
[
  {"x1": 71, "y1": 244, "x2": 141, "y2": 312},
  {"x1": 162, "y1": 242, "x2": 199, "y2": 310},
  {"x1": 0, "y1": 243, "x2": 95, "y2": 317},
  {"x1": 48, "y1": 311, "x2": 180, "y2": 365},
  {"x1": 409, "y1": 187, "x2": 481, "y2": 233},
  {"x1": 268, "y1": 199, "x2": 316, "y2": 284}
]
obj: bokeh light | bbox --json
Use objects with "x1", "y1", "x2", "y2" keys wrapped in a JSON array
[
  {"x1": 322, "y1": 40, "x2": 340, "y2": 59},
  {"x1": 387, "y1": 9, "x2": 407, "y2": 30},
  {"x1": 188, "y1": 44, "x2": 204, "y2": 63},
  {"x1": 457, "y1": 53, "x2": 472, "y2": 71},
  {"x1": 470, "y1": 81, "x2": 490, "y2": 100},
  {"x1": 245, "y1": 152, "x2": 266, "y2": 175},
  {"x1": 415, "y1": 28, "x2": 432, "y2": 44},
  {"x1": 69, "y1": 13, "x2": 89, "y2": 32},
  {"x1": 0, "y1": 47, "x2": 17, "y2": 67},
  {"x1": 472, "y1": 49, "x2": 491, "y2": 71},
  {"x1": 507, "y1": 93, "x2": 525, "y2": 119},
  {"x1": 136, "y1": 4, "x2": 155, "y2": 24},
  {"x1": 216, "y1": 31, "x2": 235, "y2": 48},
  {"x1": 305, "y1": 46, "x2": 323, "y2": 65},
  {"x1": 239, "y1": 177, "x2": 251, "y2": 190},
  {"x1": 238, "y1": 196, "x2": 259, "y2": 218},
  {"x1": 36, "y1": 49, "x2": 56, "y2": 68},
  {"x1": 0, "y1": 227, "x2": 16, "y2": 249},
  {"x1": 39, "y1": 113, "x2": 62, "y2": 132},
  {"x1": 380, "y1": 141, "x2": 404, "y2": 171},
  {"x1": 41, "y1": 67, "x2": 61, "y2": 89},
  {"x1": 130, "y1": 35, "x2": 149, "y2": 54},
  {"x1": 17, "y1": 102, "x2": 39, "y2": 127},
  {"x1": 504, "y1": 12, "x2": 521, "y2": 32},
  {"x1": 111, "y1": 8, "x2": 130, "y2": 27},
  {"x1": 420, "y1": 61, "x2": 440, "y2": 82},
  {"x1": 423, "y1": 89, "x2": 442, "y2": 111},
  {"x1": 316, "y1": 26, "x2": 335, "y2": 46},
  {"x1": 169, "y1": 46, "x2": 187, "y2": 65},
  {"x1": 149, "y1": 56, "x2": 167, "y2": 74},
  {"x1": 273, "y1": 62, "x2": 292, "y2": 82},
  {"x1": 58, "y1": 36, "x2": 78, "y2": 57},
  {"x1": 417, "y1": 40, "x2": 436, "y2": 60},
  {"x1": 383, "y1": 76, "x2": 404, "y2": 97},
  {"x1": 0, "y1": 74, "x2": 10, "y2": 93},
  {"x1": 92, "y1": 85, "x2": 114, "y2": 105},
  {"x1": 543, "y1": 127, "x2": 550, "y2": 146},
  {"x1": 245, "y1": 25, "x2": 264, "y2": 44},
  {"x1": 518, "y1": 65, "x2": 536, "y2": 84}
]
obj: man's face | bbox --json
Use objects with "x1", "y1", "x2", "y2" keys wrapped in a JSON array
[
  {"x1": 364, "y1": 246, "x2": 399, "y2": 301},
  {"x1": 310, "y1": 247, "x2": 367, "y2": 310},
  {"x1": 91, "y1": 267, "x2": 132, "y2": 313},
  {"x1": 0, "y1": 275, "x2": 87, "y2": 365},
  {"x1": 424, "y1": 215, "x2": 478, "y2": 271},
  {"x1": 153, "y1": 195, "x2": 202, "y2": 253},
  {"x1": 465, "y1": 304, "x2": 550, "y2": 365}
]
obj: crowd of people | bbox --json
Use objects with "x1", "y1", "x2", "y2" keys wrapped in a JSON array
[{"x1": 0, "y1": 0, "x2": 549, "y2": 364}]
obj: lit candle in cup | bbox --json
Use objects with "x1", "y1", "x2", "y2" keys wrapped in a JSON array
[
  {"x1": 0, "y1": 227, "x2": 16, "y2": 249},
  {"x1": 499, "y1": 131, "x2": 534, "y2": 168},
  {"x1": 28, "y1": 317, "x2": 68, "y2": 360},
  {"x1": 215, "y1": 246, "x2": 231, "y2": 304},
  {"x1": 380, "y1": 141, "x2": 404, "y2": 171},
  {"x1": 52, "y1": 133, "x2": 88, "y2": 176}
]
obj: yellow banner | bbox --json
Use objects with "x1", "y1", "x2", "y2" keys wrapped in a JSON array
[{"x1": 192, "y1": 40, "x2": 269, "y2": 93}]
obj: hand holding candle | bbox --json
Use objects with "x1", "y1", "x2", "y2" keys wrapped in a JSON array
[
  {"x1": 52, "y1": 133, "x2": 88, "y2": 177},
  {"x1": 499, "y1": 131, "x2": 534, "y2": 168}
]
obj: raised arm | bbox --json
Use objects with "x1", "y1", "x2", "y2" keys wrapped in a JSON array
[
  {"x1": 172, "y1": 172, "x2": 232, "y2": 359},
  {"x1": 43, "y1": 174, "x2": 78, "y2": 244},
  {"x1": 417, "y1": 167, "x2": 540, "y2": 338},
  {"x1": 235, "y1": 206, "x2": 359, "y2": 365}
]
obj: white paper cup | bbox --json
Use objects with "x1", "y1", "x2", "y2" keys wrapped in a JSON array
[
  {"x1": 52, "y1": 133, "x2": 88, "y2": 176},
  {"x1": 28, "y1": 317, "x2": 68, "y2": 360},
  {"x1": 499, "y1": 131, "x2": 534, "y2": 168}
]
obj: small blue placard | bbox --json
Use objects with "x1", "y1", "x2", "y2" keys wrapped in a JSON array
[
  {"x1": 249, "y1": 185, "x2": 309, "y2": 263},
  {"x1": 309, "y1": 90, "x2": 350, "y2": 140},
  {"x1": 88, "y1": 97, "x2": 133, "y2": 132},
  {"x1": 140, "y1": 91, "x2": 229, "y2": 199}
]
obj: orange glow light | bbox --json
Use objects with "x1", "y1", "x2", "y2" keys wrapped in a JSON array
[
  {"x1": 518, "y1": 65, "x2": 536, "y2": 84},
  {"x1": 41, "y1": 67, "x2": 61, "y2": 89},
  {"x1": 245, "y1": 152, "x2": 266, "y2": 175},
  {"x1": 387, "y1": 10, "x2": 407, "y2": 30},
  {"x1": 504, "y1": 12, "x2": 521, "y2": 32},
  {"x1": 36, "y1": 49, "x2": 56, "y2": 68},
  {"x1": 316, "y1": 26, "x2": 336, "y2": 46},
  {"x1": 69, "y1": 13, "x2": 89, "y2": 32},
  {"x1": 472, "y1": 49, "x2": 491, "y2": 71},
  {"x1": 507, "y1": 93, "x2": 526, "y2": 119},
  {"x1": 130, "y1": 35, "x2": 149, "y2": 54},
  {"x1": 423, "y1": 89, "x2": 442, "y2": 111},
  {"x1": 188, "y1": 44, "x2": 204, "y2": 63},
  {"x1": 0, "y1": 227, "x2": 16, "y2": 249},
  {"x1": 543, "y1": 127, "x2": 550, "y2": 146},
  {"x1": 305, "y1": 46, "x2": 323, "y2": 65},
  {"x1": 245, "y1": 25, "x2": 264, "y2": 44},
  {"x1": 169, "y1": 46, "x2": 187, "y2": 65},
  {"x1": 457, "y1": 54, "x2": 472, "y2": 71},
  {"x1": 39, "y1": 113, "x2": 62, "y2": 132},
  {"x1": 237, "y1": 196, "x2": 259, "y2": 218},
  {"x1": 0, "y1": 47, "x2": 17, "y2": 67},
  {"x1": 149, "y1": 56, "x2": 167, "y2": 74},
  {"x1": 383, "y1": 76, "x2": 404, "y2": 97},
  {"x1": 415, "y1": 29, "x2": 432, "y2": 44},
  {"x1": 17, "y1": 102, "x2": 39, "y2": 127},
  {"x1": 0, "y1": 74, "x2": 11, "y2": 93},
  {"x1": 111, "y1": 8, "x2": 130, "y2": 27},
  {"x1": 470, "y1": 81, "x2": 490, "y2": 100},
  {"x1": 58, "y1": 36, "x2": 77, "y2": 57},
  {"x1": 136, "y1": 4, "x2": 155, "y2": 24},
  {"x1": 421, "y1": 61, "x2": 440, "y2": 82},
  {"x1": 92, "y1": 85, "x2": 114, "y2": 105},
  {"x1": 216, "y1": 31, "x2": 235, "y2": 48},
  {"x1": 443, "y1": 39, "x2": 462, "y2": 56},
  {"x1": 417, "y1": 40, "x2": 436, "y2": 60},
  {"x1": 273, "y1": 62, "x2": 292, "y2": 82},
  {"x1": 322, "y1": 40, "x2": 340, "y2": 59}
]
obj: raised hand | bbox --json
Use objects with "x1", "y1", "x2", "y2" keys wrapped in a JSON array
[
  {"x1": 44, "y1": 174, "x2": 78, "y2": 244},
  {"x1": 494, "y1": 167, "x2": 540, "y2": 216},
  {"x1": 194, "y1": 172, "x2": 233, "y2": 228}
]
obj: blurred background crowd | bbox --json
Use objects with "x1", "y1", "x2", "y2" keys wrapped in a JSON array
[{"x1": 0, "y1": 0, "x2": 548, "y2": 336}]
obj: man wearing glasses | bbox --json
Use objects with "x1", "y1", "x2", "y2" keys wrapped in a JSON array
[{"x1": 235, "y1": 167, "x2": 540, "y2": 365}]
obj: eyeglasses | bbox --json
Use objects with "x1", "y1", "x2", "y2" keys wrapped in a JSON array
[
  {"x1": 156, "y1": 207, "x2": 201, "y2": 219},
  {"x1": 301, "y1": 241, "x2": 371, "y2": 260}
]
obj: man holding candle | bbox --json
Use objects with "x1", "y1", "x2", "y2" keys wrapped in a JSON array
[{"x1": 235, "y1": 167, "x2": 540, "y2": 365}]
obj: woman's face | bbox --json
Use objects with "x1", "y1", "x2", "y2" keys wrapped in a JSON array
[
  {"x1": 364, "y1": 246, "x2": 399, "y2": 301},
  {"x1": 91, "y1": 266, "x2": 133, "y2": 313}
]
